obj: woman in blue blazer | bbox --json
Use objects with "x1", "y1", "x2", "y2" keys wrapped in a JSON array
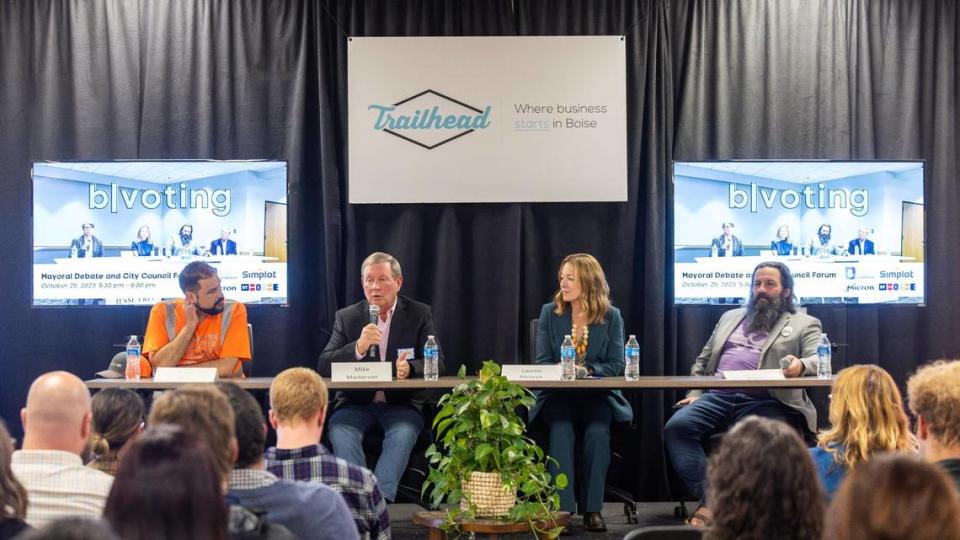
[{"x1": 529, "y1": 253, "x2": 633, "y2": 532}]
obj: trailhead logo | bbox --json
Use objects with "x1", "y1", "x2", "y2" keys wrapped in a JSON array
[{"x1": 367, "y1": 90, "x2": 492, "y2": 149}]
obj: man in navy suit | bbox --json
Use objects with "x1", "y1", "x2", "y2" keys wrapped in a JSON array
[
  {"x1": 317, "y1": 252, "x2": 444, "y2": 502},
  {"x1": 210, "y1": 228, "x2": 237, "y2": 256},
  {"x1": 847, "y1": 228, "x2": 875, "y2": 255},
  {"x1": 70, "y1": 222, "x2": 103, "y2": 257},
  {"x1": 710, "y1": 222, "x2": 744, "y2": 257}
]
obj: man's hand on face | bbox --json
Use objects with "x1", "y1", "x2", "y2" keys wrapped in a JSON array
[
  {"x1": 184, "y1": 299, "x2": 201, "y2": 330},
  {"x1": 357, "y1": 324, "x2": 382, "y2": 356}
]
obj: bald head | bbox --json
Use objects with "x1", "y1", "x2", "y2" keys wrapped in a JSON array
[{"x1": 21, "y1": 371, "x2": 93, "y2": 455}]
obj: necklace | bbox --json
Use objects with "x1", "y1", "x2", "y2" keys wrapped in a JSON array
[{"x1": 570, "y1": 323, "x2": 589, "y2": 358}]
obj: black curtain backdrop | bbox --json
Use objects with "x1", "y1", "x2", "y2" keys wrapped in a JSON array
[{"x1": 1, "y1": 0, "x2": 957, "y2": 500}]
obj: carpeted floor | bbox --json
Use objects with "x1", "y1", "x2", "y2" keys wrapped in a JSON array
[{"x1": 388, "y1": 501, "x2": 692, "y2": 539}]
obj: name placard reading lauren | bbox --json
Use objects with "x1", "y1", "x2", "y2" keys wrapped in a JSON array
[
  {"x1": 501, "y1": 364, "x2": 563, "y2": 381},
  {"x1": 331, "y1": 362, "x2": 393, "y2": 382}
]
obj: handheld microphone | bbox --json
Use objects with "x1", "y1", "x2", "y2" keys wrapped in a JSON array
[
  {"x1": 779, "y1": 357, "x2": 791, "y2": 370},
  {"x1": 368, "y1": 304, "x2": 380, "y2": 359}
]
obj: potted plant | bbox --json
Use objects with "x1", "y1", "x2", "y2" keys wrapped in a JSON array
[{"x1": 422, "y1": 360, "x2": 567, "y2": 538}]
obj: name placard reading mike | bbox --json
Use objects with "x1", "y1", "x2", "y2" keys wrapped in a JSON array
[
  {"x1": 348, "y1": 36, "x2": 627, "y2": 203},
  {"x1": 331, "y1": 362, "x2": 393, "y2": 382},
  {"x1": 501, "y1": 364, "x2": 563, "y2": 382}
]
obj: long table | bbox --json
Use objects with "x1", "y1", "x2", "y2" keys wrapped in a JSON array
[{"x1": 85, "y1": 375, "x2": 834, "y2": 391}]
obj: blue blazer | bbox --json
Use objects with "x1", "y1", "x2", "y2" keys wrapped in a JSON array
[
  {"x1": 770, "y1": 239, "x2": 793, "y2": 256},
  {"x1": 528, "y1": 303, "x2": 633, "y2": 424},
  {"x1": 847, "y1": 238, "x2": 874, "y2": 255},
  {"x1": 210, "y1": 238, "x2": 237, "y2": 255}
]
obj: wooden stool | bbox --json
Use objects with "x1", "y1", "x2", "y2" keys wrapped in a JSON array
[{"x1": 412, "y1": 510, "x2": 571, "y2": 539}]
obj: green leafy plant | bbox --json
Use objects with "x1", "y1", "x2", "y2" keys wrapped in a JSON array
[{"x1": 422, "y1": 361, "x2": 567, "y2": 538}]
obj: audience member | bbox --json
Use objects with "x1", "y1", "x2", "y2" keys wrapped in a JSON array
[
  {"x1": 664, "y1": 261, "x2": 821, "y2": 526},
  {"x1": 266, "y1": 368, "x2": 390, "y2": 540},
  {"x1": 103, "y1": 424, "x2": 226, "y2": 540},
  {"x1": 0, "y1": 419, "x2": 29, "y2": 540},
  {"x1": 907, "y1": 359, "x2": 960, "y2": 491},
  {"x1": 11, "y1": 372, "x2": 112, "y2": 528},
  {"x1": 14, "y1": 517, "x2": 118, "y2": 540},
  {"x1": 142, "y1": 261, "x2": 250, "y2": 378},
  {"x1": 87, "y1": 389, "x2": 144, "y2": 476},
  {"x1": 811, "y1": 364, "x2": 915, "y2": 499},
  {"x1": 317, "y1": 251, "x2": 444, "y2": 502},
  {"x1": 824, "y1": 454, "x2": 960, "y2": 540},
  {"x1": 530, "y1": 253, "x2": 631, "y2": 531},
  {"x1": 704, "y1": 416, "x2": 823, "y2": 540},
  {"x1": 217, "y1": 382, "x2": 358, "y2": 540},
  {"x1": 147, "y1": 385, "x2": 294, "y2": 540}
]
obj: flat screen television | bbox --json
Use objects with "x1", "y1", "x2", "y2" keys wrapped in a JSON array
[
  {"x1": 673, "y1": 160, "x2": 924, "y2": 305},
  {"x1": 32, "y1": 160, "x2": 288, "y2": 307}
]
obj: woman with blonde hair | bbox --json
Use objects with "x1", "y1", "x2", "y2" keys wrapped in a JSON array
[
  {"x1": 527, "y1": 254, "x2": 633, "y2": 532},
  {"x1": 0, "y1": 419, "x2": 29, "y2": 539},
  {"x1": 811, "y1": 364, "x2": 915, "y2": 499}
]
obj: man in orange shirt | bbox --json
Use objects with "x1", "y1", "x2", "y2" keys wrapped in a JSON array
[{"x1": 142, "y1": 261, "x2": 250, "y2": 378}]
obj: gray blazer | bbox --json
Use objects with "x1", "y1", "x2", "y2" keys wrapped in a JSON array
[{"x1": 687, "y1": 307, "x2": 822, "y2": 433}]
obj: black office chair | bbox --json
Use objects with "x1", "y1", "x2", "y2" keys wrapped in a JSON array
[{"x1": 623, "y1": 525, "x2": 704, "y2": 540}]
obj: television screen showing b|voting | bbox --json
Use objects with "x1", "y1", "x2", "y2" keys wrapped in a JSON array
[
  {"x1": 32, "y1": 160, "x2": 288, "y2": 307},
  {"x1": 673, "y1": 161, "x2": 925, "y2": 305}
]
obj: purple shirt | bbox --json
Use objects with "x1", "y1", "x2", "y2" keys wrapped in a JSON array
[{"x1": 714, "y1": 320, "x2": 768, "y2": 395}]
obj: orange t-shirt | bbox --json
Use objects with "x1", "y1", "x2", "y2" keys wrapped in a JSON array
[{"x1": 141, "y1": 299, "x2": 251, "y2": 377}]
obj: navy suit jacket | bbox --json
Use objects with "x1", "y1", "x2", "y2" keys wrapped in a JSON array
[
  {"x1": 847, "y1": 238, "x2": 874, "y2": 255},
  {"x1": 317, "y1": 295, "x2": 444, "y2": 413},
  {"x1": 528, "y1": 303, "x2": 633, "y2": 424},
  {"x1": 711, "y1": 234, "x2": 744, "y2": 256},
  {"x1": 210, "y1": 238, "x2": 237, "y2": 255}
]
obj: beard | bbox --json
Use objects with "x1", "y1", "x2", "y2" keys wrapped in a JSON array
[
  {"x1": 747, "y1": 292, "x2": 785, "y2": 333},
  {"x1": 181, "y1": 233, "x2": 192, "y2": 245},
  {"x1": 818, "y1": 233, "x2": 831, "y2": 245},
  {"x1": 198, "y1": 299, "x2": 224, "y2": 316}
]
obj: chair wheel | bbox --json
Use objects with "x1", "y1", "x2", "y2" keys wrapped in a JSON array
[
  {"x1": 674, "y1": 504, "x2": 688, "y2": 519},
  {"x1": 624, "y1": 504, "x2": 639, "y2": 524}
]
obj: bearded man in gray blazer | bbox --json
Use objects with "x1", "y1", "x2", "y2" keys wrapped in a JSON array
[{"x1": 664, "y1": 261, "x2": 822, "y2": 526}]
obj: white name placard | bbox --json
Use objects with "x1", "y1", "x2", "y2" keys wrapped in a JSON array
[
  {"x1": 722, "y1": 369, "x2": 785, "y2": 381},
  {"x1": 502, "y1": 364, "x2": 563, "y2": 381},
  {"x1": 153, "y1": 367, "x2": 218, "y2": 383},
  {"x1": 331, "y1": 362, "x2": 393, "y2": 382}
]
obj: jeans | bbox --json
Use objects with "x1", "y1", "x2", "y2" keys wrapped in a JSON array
[
  {"x1": 327, "y1": 403, "x2": 424, "y2": 501},
  {"x1": 540, "y1": 392, "x2": 614, "y2": 513},
  {"x1": 663, "y1": 392, "x2": 804, "y2": 502}
]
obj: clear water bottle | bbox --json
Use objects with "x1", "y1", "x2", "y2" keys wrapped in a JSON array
[
  {"x1": 70, "y1": 244, "x2": 78, "y2": 258},
  {"x1": 560, "y1": 335, "x2": 576, "y2": 381},
  {"x1": 816, "y1": 333, "x2": 832, "y2": 379},
  {"x1": 710, "y1": 244, "x2": 719, "y2": 257},
  {"x1": 624, "y1": 334, "x2": 640, "y2": 381},
  {"x1": 423, "y1": 335, "x2": 439, "y2": 381},
  {"x1": 125, "y1": 335, "x2": 141, "y2": 381}
]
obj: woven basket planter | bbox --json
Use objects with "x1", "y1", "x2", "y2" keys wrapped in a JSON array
[{"x1": 460, "y1": 471, "x2": 517, "y2": 517}]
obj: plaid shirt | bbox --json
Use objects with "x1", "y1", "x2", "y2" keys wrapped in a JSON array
[{"x1": 265, "y1": 444, "x2": 390, "y2": 540}]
